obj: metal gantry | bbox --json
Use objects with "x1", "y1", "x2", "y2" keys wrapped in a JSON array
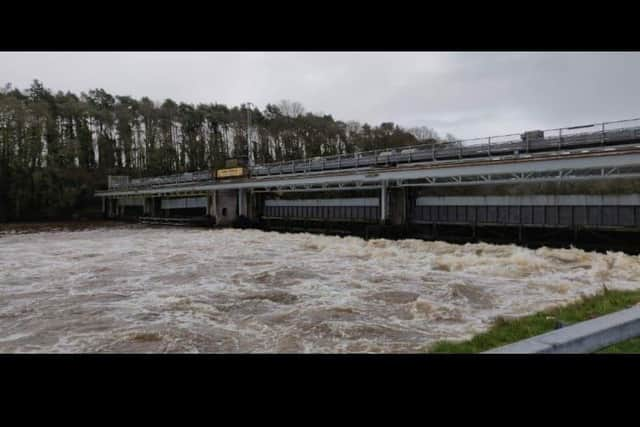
[{"x1": 96, "y1": 145, "x2": 640, "y2": 200}]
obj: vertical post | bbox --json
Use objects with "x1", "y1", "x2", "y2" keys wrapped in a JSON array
[
  {"x1": 247, "y1": 190, "x2": 255, "y2": 220},
  {"x1": 246, "y1": 102, "x2": 254, "y2": 168},
  {"x1": 101, "y1": 197, "x2": 106, "y2": 217},
  {"x1": 151, "y1": 197, "x2": 157, "y2": 217},
  {"x1": 402, "y1": 187, "x2": 407, "y2": 226},
  {"x1": 518, "y1": 205, "x2": 523, "y2": 243},
  {"x1": 380, "y1": 181, "x2": 388, "y2": 224},
  {"x1": 472, "y1": 206, "x2": 477, "y2": 240},
  {"x1": 558, "y1": 129, "x2": 562, "y2": 150},
  {"x1": 238, "y1": 188, "x2": 246, "y2": 217},
  {"x1": 488, "y1": 137, "x2": 491, "y2": 157},
  {"x1": 210, "y1": 191, "x2": 217, "y2": 220}
]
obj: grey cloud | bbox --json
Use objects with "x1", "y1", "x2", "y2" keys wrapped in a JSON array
[{"x1": 1, "y1": 51, "x2": 638, "y2": 139}]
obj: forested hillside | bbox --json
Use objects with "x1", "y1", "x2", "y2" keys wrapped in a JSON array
[{"x1": 0, "y1": 80, "x2": 445, "y2": 221}]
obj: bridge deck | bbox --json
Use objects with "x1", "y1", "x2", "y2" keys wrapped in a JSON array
[
  {"x1": 96, "y1": 142, "x2": 640, "y2": 197},
  {"x1": 102, "y1": 117, "x2": 640, "y2": 193}
]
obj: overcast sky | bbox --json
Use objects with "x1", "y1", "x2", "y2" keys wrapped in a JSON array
[{"x1": 1, "y1": 52, "x2": 639, "y2": 139}]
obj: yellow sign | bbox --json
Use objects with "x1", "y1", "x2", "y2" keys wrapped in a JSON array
[{"x1": 216, "y1": 167, "x2": 245, "y2": 178}]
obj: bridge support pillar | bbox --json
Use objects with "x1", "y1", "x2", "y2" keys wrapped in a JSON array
[
  {"x1": 238, "y1": 188, "x2": 247, "y2": 217},
  {"x1": 380, "y1": 181, "x2": 389, "y2": 224},
  {"x1": 208, "y1": 191, "x2": 217, "y2": 220},
  {"x1": 144, "y1": 197, "x2": 155, "y2": 217},
  {"x1": 109, "y1": 198, "x2": 118, "y2": 218},
  {"x1": 215, "y1": 190, "x2": 238, "y2": 226},
  {"x1": 247, "y1": 191, "x2": 259, "y2": 220},
  {"x1": 389, "y1": 187, "x2": 407, "y2": 226}
]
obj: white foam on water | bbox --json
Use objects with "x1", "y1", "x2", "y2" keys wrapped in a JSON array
[{"x1": 1, "y1": 226, "x2": 639, "y2": 353}]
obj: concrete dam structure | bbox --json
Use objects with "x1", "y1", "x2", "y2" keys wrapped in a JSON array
[{"x1": 95, "y1": 117, "x2": 640, "y2": 252}]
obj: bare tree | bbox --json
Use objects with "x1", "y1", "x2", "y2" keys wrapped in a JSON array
[
  {"x1": 408, "y1": 126, "x2": 440, "y2": 142},
  {"x1": 346, "y1": 120, "x2": 361, "y2": 136},
  {"x1": 277, "y1": 100, "x2": 305, "y2": 118}
]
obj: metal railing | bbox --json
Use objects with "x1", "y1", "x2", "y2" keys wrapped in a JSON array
[
  {"x1": 250, "y1": 117, "x2": 640, "y2": 177},
  {"x1": 109, "y1": 170, "x2": 212, "y2": 190}
]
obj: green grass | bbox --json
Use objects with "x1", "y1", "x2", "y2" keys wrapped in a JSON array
[
  {"x1": 597, "y1": 337, "x2": 640, "y2": 353},
  {"x1": 428, "y1": 288, "x2": 640, "y2": 353}
]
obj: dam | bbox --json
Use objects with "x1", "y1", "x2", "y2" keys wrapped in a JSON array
[{"x1": 95, "y1": 117, "x2": 640, "y2": 251}]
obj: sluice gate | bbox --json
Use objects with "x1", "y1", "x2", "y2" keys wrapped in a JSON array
[
  {"x1": 410, "y1": 195, "x2": 640, "y2": 229},
  {"x1": 263, "y1": 198, "x2": 381, "y2": 223}
]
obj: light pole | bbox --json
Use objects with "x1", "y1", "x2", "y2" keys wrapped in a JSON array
[{"x1": 246, "y1": 102, "x2": 255, "y2": 167}]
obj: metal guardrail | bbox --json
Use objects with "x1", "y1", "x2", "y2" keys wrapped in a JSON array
[
  {"x1": 484, "y1": 305, "x2": 640, "y2": 353},
  {"x1": 251, "y1": 117, "x2": 640, "y2": 177},
  {"x1": 107, "y1": 117, "x2": 640, "y2": 191},
  {"x1": 109, "y1": 170, "x2": 212, "y2": 190}
]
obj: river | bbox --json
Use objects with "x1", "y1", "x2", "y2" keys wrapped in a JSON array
[{"x1": 1, "y1": 225, "x2": 639, "y2": 352}]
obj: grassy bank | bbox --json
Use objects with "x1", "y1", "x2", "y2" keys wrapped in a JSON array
[{"x1": 429, "y1": 288, "x2": 640, "y2": 353}]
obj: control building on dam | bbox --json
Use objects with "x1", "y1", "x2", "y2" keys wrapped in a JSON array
[{"x1": 95, "y1": 117, "x2": 640, "y2": 252}]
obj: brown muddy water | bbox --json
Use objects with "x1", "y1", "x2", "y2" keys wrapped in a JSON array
[{"x1": 1, "y1": 225, "x2": 640, "y2": 353}]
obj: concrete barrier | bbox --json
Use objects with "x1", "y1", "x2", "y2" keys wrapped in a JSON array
[{"x1": 484, "y1": 305, "x2": 640, "y2": 353}]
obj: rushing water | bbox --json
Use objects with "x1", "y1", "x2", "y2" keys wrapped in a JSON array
[{"x1": 1, "y1": 225, "x2": 640, "y2": 353}]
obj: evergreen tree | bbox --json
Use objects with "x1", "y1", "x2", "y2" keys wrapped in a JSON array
[{"x1": 0, "y1": 82, "x2": 430, "y2": 221}]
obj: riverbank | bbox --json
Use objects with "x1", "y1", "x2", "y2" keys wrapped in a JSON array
[
  {"x1": 428, "y1": 289, "x2": 640, "y2": 353},
  {"x1": 0, "y1": 220, "x2": 133, "y2": 236}
]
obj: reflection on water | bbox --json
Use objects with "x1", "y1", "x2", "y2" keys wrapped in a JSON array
[{"x1": 1, "y1": 226, "x2": 639, "y2": 353}]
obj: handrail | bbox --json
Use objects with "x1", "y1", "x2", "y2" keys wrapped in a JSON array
[{"x1": 250, "y1": 117, "x2": 640, "y2": 172}]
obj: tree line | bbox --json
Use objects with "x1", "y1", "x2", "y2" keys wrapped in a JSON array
[{"x1": 0, "y1": 80, "x2": 449, "y2": 221}]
